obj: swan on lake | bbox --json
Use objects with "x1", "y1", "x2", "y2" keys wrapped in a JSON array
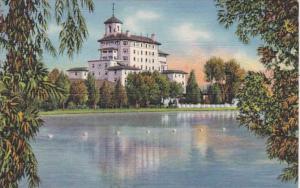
[
  {"x1": 172, "y1": 129, "x2": 177, "y2": 133},
  {"x1": 48, "y1": 134, "x2": 53, "y2": 139}
]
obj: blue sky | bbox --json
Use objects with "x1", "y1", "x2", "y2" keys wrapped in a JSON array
[{"x1": 2, "y1": 0, "x2": 264, "y2": 71}]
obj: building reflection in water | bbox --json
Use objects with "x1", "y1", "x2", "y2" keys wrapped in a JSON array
[{"x1": 84, "y1": 111, "x2": 241, "y2": 182}]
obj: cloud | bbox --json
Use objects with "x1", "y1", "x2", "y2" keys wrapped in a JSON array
[
  {"x1": 124, "y1": 10, "x2": 161, "y2": 33},
  {"x1": 172, "y1": 23, "x2": 211, "y2": 42}
]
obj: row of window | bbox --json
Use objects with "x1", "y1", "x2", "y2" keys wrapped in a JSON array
[
  {"x1": 102, "y1": 56, "x2": 117, "y2": 60},
  {"x1": 133, "y1": 50, "x2": 155, "y2": 56},
  {"x1": 133, "y1": 42, "x2": 155, "y2": 49},
  {"x1": 91, "y1": 63, "x2": 108, "y2": 69},
  {"x1": 102, "y1": 50, "x2": 117, "y2": 53},
  {"x1": 101, "y1": 41, "x2": 156, "y2": 49},
  {"x1": 133, "y1": 57, "x2": 155, "y2": 63}
]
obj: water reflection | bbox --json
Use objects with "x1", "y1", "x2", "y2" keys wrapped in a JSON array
[{"x1": 26, "y1": 111, "x2": 295, "y2": 188}]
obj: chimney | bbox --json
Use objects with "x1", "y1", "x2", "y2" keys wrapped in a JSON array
[
  {"x1": 151, "y1": 33, "x2": 156, "y2": 41},
  {"x1": 126, "y1": 30, "x2": 130, "y2": 36}
]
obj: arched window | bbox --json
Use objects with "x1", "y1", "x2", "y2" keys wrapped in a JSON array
[{"x1": 109, "y1": 25, "x2": 112, "y2": 33}]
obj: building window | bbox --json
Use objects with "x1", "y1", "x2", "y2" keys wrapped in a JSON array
[
  {"x1": 141, "y1": 43, "x2": 142, "y2": 47},
  {"x1": 105, "y1": 71, "x2": 108, "y2": 75},
  {"x1": 99, "y1": 72, "x2": 101, "y2": 75},
  {"x1": 141, "y1": 58, "x2": 143, "y2": 62},
  {"x1": 133, "y1": 57, "x2": 136, "y2": 61},
  {"x1": 103, "y1": 50, "x2": 107, "y2": 53},
  {"x1": 109, "y1": 26, "x2": 112, "y2": 33},
  {"x1": 114, "y1": 70, "x2": 117, "y2": 75},
  {"x1": 114, "y1": 78, "x2": 117, "y2": 82},
  {"x1": 152, "y1": 52, "x2": 154, "y2": 56},
  {"x1": 123, "y1": 56, "x2": 128, "y2": 60},
  {"x1": 105, "y1": 63, "x2": 107, "y2": 68},
  {"x1": 141, "y1": 51, "x2": 143, "y2": 55},
  {"x1": 117, "y1": 26, "x2": 120, "y2": 31},
  {"x1": 152, "y1": 66, "x2": 154, "y2": 70},
  {"x1": 92, "y1": 72, "x2": 95, "y2": 76},
  {"x1": 141, "y1": 65, "x2": 143, "y2": 69},
  {"x1": 146, "y1": 66, "x2": 147, "y2": 70},
  {"x1": 123, "y1": 49, "x2": 128, "y2": 53},
  {"x1": 152, "y1": 59, "x2": 154, "y2": 63},
  {"x1": 146, "y1": 51, "x2": 148, "y2": 55},
  {"x1": 74, "y1": 72, "x2": 77, "y2": 76},
  {"x1": 134, "y1": 50, "x2": 136, "y2": 54},
  {"x1": 146, "y1": 58, "x2": 148, "y2": 62},
  {"x1": 123, "y1": 41, "x2": 128, "y2": 45}
]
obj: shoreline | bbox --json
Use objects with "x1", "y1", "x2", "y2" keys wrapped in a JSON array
[{"x1": 40, "y1": 107, "x2": 237, "y2": 116}]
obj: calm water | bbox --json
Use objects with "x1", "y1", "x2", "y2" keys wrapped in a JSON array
[{"x1": 21, "y1": 111, "x2": 296, "y2": 188}]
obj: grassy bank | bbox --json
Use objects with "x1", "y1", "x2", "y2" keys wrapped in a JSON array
[{"x1": 40, "y1": 107, "x2": 237, "y2": 116}]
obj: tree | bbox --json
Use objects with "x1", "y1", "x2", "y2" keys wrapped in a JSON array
[
  {"x1": 114, "y1": 79, "x2": 128, "y2": 108},
  {"x1": 207, "y1": 84, "x2": 222, "y2": 104},
  {"x1": 0, "y1": 1, "x2": 93, "y2": 186},
  {"x1": 126, "y1": 73, "x2": 160, "y2": 107},
  {"x1": 100, "y1": 81, "x2": 113, "y2": 108},
  {"x1": 56, "y1": 71, "x2": 71, "y2": 109},
  {"x1": 85, "y1": 74, "x2": 99, "y2": 109},
  {"x1": 152, "y1": 71, "x2": 170, "y2": 106},
  {"x1": 169, "y1": 81, "x2": 184, "y2": 99},
  {"x1": 69, "y1": 80, "x2": 88, "y2": 106},
  {"x1": 186, "y1": 70, "x2": 201, "y2": 104},
  {"x1": 216, "y1": 0, "x2": 298, "y2": 182},
  {"x1": 48, "y1": 68, "x2": 60, "y2": 84},
  {"x1": 126, "y1": 73, "x2": 143, "y2": 107},
  {"x1": 224, "y1": 59, "x2": 245, "y2": 103},
  {"x1": 204, "y1": 57, "x2": 225, "y2": 84}
]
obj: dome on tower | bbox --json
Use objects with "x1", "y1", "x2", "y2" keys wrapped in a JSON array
[{"x1": 104, "y1": 16, "x2": 123, "y2": 24}]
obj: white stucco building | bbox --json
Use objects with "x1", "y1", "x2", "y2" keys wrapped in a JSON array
[
  {"x1": 67, "y1": 9, "x2": 187, "y2": 91},
  {"x1": 66, "y1": 67, "x2": 88, "y2": 80}
]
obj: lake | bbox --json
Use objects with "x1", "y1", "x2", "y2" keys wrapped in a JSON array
[{"x1": 21, "y1": 111, "x2": 296, "y2": 188}]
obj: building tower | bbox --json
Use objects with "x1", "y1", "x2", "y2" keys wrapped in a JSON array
[{"x1": 104, "y1": 3, "x2": 123, "y2": 36}]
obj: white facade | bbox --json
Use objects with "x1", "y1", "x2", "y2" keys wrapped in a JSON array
[
  {"x1": 66, "y1": 13, "x2": 188, "y2": 91},
  {"x1": 163, "y1": 71, "x2": 188, "y2": 93},
  {"x1": 66, "y1": 68, "x2": 88, "y2": 80}
]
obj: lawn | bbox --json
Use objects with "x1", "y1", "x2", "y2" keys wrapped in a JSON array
[{"x1": 40, "y1": 107, "x2": 237, "y2": 116}]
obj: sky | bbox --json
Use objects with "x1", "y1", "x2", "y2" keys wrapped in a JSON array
[{"x1": 2, "y1": 0, "x2": 265, "y2": 84}]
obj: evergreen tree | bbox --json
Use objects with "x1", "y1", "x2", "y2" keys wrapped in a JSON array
[
  {"x1": 100, "y1": 81, "x2": 113, "y2": 108},
  {"x1": 85, "y1": 73, "x2": 99, "y2": 109},
  {"x1": 186, "y1": 70, "x2": 201, "y2": 104},
  {"x1": 114, "y1": 79, "x2": 128, "y2": 108},
  {"x1": 69, "y1": 80, "x2": 88, "y2": 106}
]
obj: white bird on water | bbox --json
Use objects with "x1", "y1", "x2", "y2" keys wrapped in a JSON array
[
  {"x1": 48, "y1": 134, "x2": 53, "y2": 139},
  {"x1": 172, "y1": 129, "x2": 177, "y2": 133},
  {"x1": 222, "y1": 128, "x2": 227, "y2": 132},
  {"x1": 116, "y1": 130, "x2": 121, "y2": 136},
  {"x1": 146, "y1": 130, "x2": 151, "y2": 134},
  {"x1": 82, "y1": 132, "x2": 88, "y2": 137}
]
